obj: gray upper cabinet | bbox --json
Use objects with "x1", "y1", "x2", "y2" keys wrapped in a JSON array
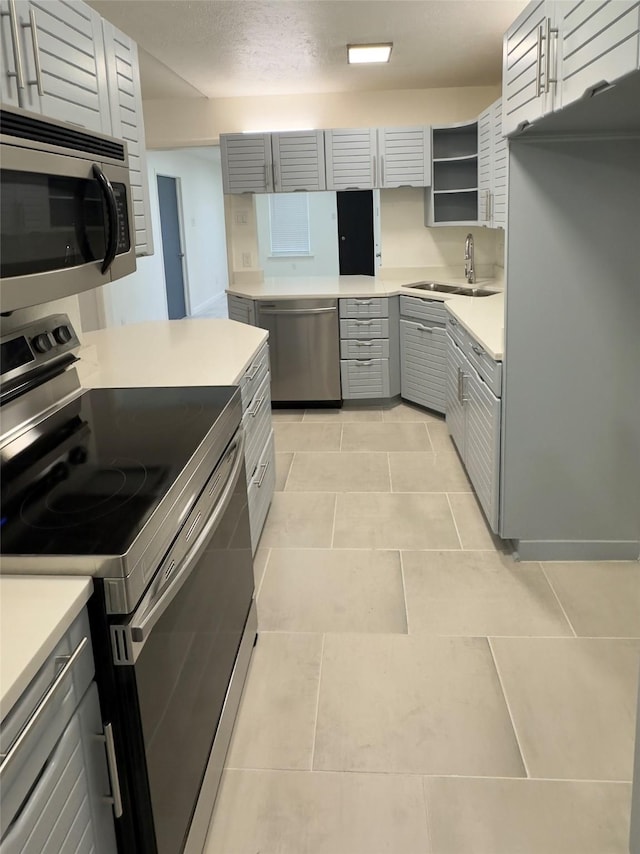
[
  {"x1": 324, "y1": 127, "x2": 378, "y2": 190},
  {"x1": 102, "y1": 20, "x2": 153, "y2": 256},
  {"x1": 556, "y1": 0, "x2": 640, "y2": 109},
  {"x1": 272, "y1": 130, "x2": 326, "y2": 192},
  {"x1": 477, "y1": 98, "x2": 507, "y2": 229},
  {"x1": 1, "y1": 0, "x2": 111, "y2": 131},
  {"x1": 377, "y1": 126, "x2": 431, "y2": 188},
  {"x1": 0, "y1": 0, "x2": 22, "y2": 106},
  {"x1": 221, "y1": 133, "x2": 274, "y2": 194},
  {"x1": 477, "y1": 106, "x2": 493, "y2": 224}
]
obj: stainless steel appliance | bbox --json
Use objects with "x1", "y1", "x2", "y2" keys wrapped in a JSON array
[
  {"x1": 256, "y1": 298, "x2": 341, "y2": 402},
  {"x1": 0, "y1": 106, "x2": 135, "y2": 312},
  {"x1": 0, "y1": 315, "x2": 256, "y2": 854}
]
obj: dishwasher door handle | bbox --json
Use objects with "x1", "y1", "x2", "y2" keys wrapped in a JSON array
[{"x1": 258, "y1": 307, "x2": 337, "y2": 316}]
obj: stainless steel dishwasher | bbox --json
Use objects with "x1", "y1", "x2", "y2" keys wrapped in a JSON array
[{"x1": 256, "y1": 298, "x2": 341, "y2": 402}]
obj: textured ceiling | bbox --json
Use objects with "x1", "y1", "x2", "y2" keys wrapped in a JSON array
[{"x1": 90, "y1": 1, "x2": 528, "y2": 100}]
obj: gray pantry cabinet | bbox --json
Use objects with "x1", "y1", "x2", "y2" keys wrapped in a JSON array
[
  {"x1": 503, "y1": 0, "x2": 640, "y2": 136},
  {"x1": 0, "y1": 0, "x2": 153, "y2": 256},
  {"x1": 399, "y1": 296, "x2": 448, "y2": 414},
  {"x1": 446, "y1": 313, "x2": 502, "y2": 532},
  {"x1": 339, "y1": 297, "x2": 400, "y2": 399},
  {"x1": 0, "y1": 608, "x2": 118, "y2": 854}
]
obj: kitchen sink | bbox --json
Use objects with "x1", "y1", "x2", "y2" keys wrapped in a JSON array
[{"x1": 406, "y1": 282, "x2": 498, "y2": 297}]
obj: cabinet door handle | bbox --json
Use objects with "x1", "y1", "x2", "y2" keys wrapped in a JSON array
[
  {"x1": 373, "y1": 154, "x2": 377, "y2": 187},
  {"x1": 245, "y1": 362, "x2": 260, "y2": 380},
  {"x1": 417, "y1": 324, "x2": 433, "y2": 333},
  {"x1": 273, "y1": 162, "x2": 279, "y2": 191},
  {"x1": 4, "y1": 0, "x2": 25, "y2": 90},
  {"x1": 355, "y1": 340, "x2": 372, "y2": 346},
  {"x1": 354, "y1": 319, "x2": 373, "y2": 325},
  {"x1": 472, "y1": 344, "x2": 485, "y2": 356},
  {"x1": 247, "y1": 395, "x2": 265, "y2": 417},
  {"x1": 380, "y1": 154, "x2": 385, "y2": 186},
  {"x1": 23, "y1": 9, "x2": 44, "y2": 95},
  {"x1": 355, "y1": 299, "x2": 374, "y2": 305},
  {"x1": 253, "y1": 460, "x2": 270, "y2": 487},
  {"x1": 449, "y1": 318, "x2": 458, "y2": 327},
  {"x1": 544, "y1": 16, "x2": 558, "y2": 94},
  {"x1": 0, "y1": 637, "x2": 88, "y2": 780},
  {"x1": 354, "y1": 359, "x2": 374, "y2": 366},
  {"x1": 102, "y1": 723, "x2": 124, "y2": 819},
  {"x1": 535, "y1": 24, "x2": 543, "y2": 98}
]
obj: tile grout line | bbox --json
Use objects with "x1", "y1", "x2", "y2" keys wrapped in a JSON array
[
  {"x1": 329, "y1": 493, "x2": 338, "y2": 549},
  {"x1": 309, "y1": 633, "x2": 326, "y2": 771},
  {"x1": 339, "y1": 423, "x2": 343, "y2": 452},
  {"x1": 386, "y1": 451, "x2": 393, "y2": 493},
  {"x1": 399, "y1": 550, "x2": 410, "y2": 635},
  {"x1": 487, "y1": 637, "x2": 531, "y2": 779},
  {"x1": 539, "y1": 563, "x2": 578, "y2": 638},
  {"x1": 445, "y1": 492, "x2": 464, "y2": 550},
  {"x1": 255, "y1": 547, "x2": 271, "y2": 601},
  {"x1": 282, "y1": 452, "x2": 295, "y2": 492}
]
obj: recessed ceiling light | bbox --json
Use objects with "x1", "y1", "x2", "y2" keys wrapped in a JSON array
[{"x1": 347, "y1": 43, "x2": 393, "y2": 64}]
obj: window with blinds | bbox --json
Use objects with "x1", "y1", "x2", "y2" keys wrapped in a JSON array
[{"x1": 268, "y1": 193, "x2": 311, "y2": 256}]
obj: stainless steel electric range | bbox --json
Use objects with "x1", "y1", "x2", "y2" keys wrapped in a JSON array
[{"x1": 0, "y1": 314, "x2": 257, "y2": 854}]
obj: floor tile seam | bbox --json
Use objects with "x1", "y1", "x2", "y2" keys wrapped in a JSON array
[
  {"x1": 281, "y1": 452, "x2": 295, "y2": 492},
  {"x1": 445, "y1": 493, "x2": 464, "y2": 550},
  {"x1": 386, "y1": 451, "x2": 394, "y2": 497},
  {"x1": 398, "y1": 551, "x2": 410, "y2": 635},
  {"x1": 538, "y1": 563, "x2": 578, "y2": 638},
  {"x1": 330, "y1": 492, "x2": 338, "y2": 548},
  {"x1": 425, "y1": 422, "x2": 435, "y2": 452},
  {"x1": 254, "y1": 548, "x2": 271, "y2": 601},
  {"x1": 222, "y1": 766, "x2": 632, "y2": 785},
  {"x1": 256, "y1": 630, "x2": 603, "y2": 640},
  {"x1": 309, "y1": 633, "x2": 326, "y2": 772},
  {"x1": 420, "y1": 775, "x2": 434, "y2": 853},
  {"x1": 486, "y1": 637, "x2": 531, "y2": 779}
]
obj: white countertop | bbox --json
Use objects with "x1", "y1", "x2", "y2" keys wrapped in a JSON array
[
  {"x1": 0, "y1": 576, "x2": 93, "y2": 717},
  {"x1": 228, "y1": 271, "x2": 505, "y2": 361},
  {"x1": 81, "y1": 319, "x2": 268, "y2": 389}
]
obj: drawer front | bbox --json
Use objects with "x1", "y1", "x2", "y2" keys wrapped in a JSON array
[
  {"x1": 340, "y1": 338, "x2": 389, "y2": 359},
  {"x1": 339, "y1": 298, "x2": 389, "y2": 319},
  {"x1": 243, "y1": 373, "x2": 272, "y2": 486},
  {"x1": 466, "y1": 340, "x2": 503, "y2": 397},
  {"x1": 341, "y1": 358, "x2": 390, "y2": 399},
  {"x1": 400, "y1": 320, "x2": 447, "y2": 414},
  {"x1": 340, "y1": 318, "x2": 390, "y2": 339},
  {"x1": 400, "y1": 295, "x2": 448, "y2": 324},
  {"x1": 227, "y1": 294, "x2": 255, "y2": 326},
  {"x1": 240, "y1": 342, "x2": 270, "y2": 409},
  {"x1": 446, "y1": 314, "x2": 470, "y2": 351},
  {"x1": 248, "y1": 430, "x2": 276, "y2": 555}
]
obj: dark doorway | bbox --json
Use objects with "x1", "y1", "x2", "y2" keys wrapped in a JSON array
[
  {"x1": 336, "y1": 190, "x2": 374, "y2": 276},
  {"x1": 157, "y1": 175, "x2": 187, "y2": 319}
]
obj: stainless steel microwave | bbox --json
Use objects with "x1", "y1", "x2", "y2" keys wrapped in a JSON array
[{"x1": 0, "y1": 106, "x2": 136, "y2": 312}]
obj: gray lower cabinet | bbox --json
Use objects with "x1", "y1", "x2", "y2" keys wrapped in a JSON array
[
  {"x1": 227, "y1": 294, "x2": 256, "y2": 326},
  {"x1": 239, "y1": 342, "x2": 274, "y2": 553},
  {"x1": 399, "y1": 296, "x2": 448, "y2": 414},
  {"x1": 0, "y1": 609, "x2": 117, "y2": 854},
  {"x1": 446, "y1": 315, "x2": 502, "y2": 532},
  {"x1": 339, "y1": 297, "x2": 399, "y2": 400}
]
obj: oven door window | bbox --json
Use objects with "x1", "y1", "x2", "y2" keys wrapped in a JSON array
[{"x1": 0, "y1": 170, "x2": 107, "y2": 277}]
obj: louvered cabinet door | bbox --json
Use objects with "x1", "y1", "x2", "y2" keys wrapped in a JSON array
[
  {"x1": 465, "y1": 367, "x2": 502, "y2": 531},
  {"x1": 103, "y1": 21, "x2": 153, "y2": 256},
  {"x1": 446, "y1": 334, "x2": 467, "y2": 459},
  {"x1": 272, "y1": 130, "x2": 326, "y2": 191},
  {"x1": 220, "y1": 133, "x2": 274, "y2": 194},
  {"x1": 491, "y1": 99, "x2": 508, "y2": 229},
  {"x1": 557, "y1": 0, "x2": 640, "y2": 109},
  {"x1": 22, "y1": 0, "x2": 111, "y2": 131},
  {"x1": 324, "y1": 128, "x2": 377, "y2": 190},
  {"x1": 400, "y1": 319, "x2": 447, "y2": 414},
  {"x1": 477, "y1": 107, "x2": 493, "y2": 224},
  {"x1": 377, "y1": 126, "x2": 431, "y2": 188}
]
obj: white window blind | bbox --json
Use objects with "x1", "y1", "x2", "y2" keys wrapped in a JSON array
[{"x1": 268, "y1": 193, "x2": 311, "y2": 256}]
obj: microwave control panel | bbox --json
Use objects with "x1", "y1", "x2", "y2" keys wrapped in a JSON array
[{"x1": 112, "y1": 183, "x2": 131, "y2": 254}]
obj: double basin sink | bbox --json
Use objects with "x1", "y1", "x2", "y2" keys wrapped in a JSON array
[{"x1": 406, "y1": 282, "x2": 498, "y2": 298}]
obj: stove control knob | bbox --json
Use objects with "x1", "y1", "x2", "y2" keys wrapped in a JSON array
[
  {"x1": 32, "y1": 333, "x2": 52, "y2": 354},
  {"x1": 53, "y1": 325, "x2": 72, "y2": 345}
]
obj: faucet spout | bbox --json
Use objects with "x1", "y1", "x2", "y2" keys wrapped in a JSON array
[{"x1": 464, "y1": 233, "x2": 475, "y2": 284}]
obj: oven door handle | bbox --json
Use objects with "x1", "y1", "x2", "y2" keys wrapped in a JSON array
[
  {"x1": 128, "y1": 429, "x2": 246, "y2": 647},
  {"x1": 92, "y1": 164, "x2": 119, "y2": 275}
]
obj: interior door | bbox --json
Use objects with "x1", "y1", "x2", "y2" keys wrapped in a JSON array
[
  {"x1": 157, "y1": 175, "x2": 187, "y2": 320},
  {"x1": 336, "y1": 190, "x2": 374, "y2": 276}
]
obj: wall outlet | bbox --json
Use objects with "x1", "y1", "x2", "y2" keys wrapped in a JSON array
[
  {"x1": 242, "y1": 252, "x2": 251, "y2": 267},
  {"x1": 235, "y1": 212, "x2": 248, "y2": 225}
]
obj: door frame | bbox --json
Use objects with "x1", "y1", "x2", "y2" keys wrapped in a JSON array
[
  {"x1": 373, "y1": 188, "x2": 382, "y2": 273},
  {"x1": 156, "y1": 171, "x2": 191, "y2": 317}
]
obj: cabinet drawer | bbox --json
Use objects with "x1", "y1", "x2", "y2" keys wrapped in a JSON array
[
  {"x1": 341, "y1": 359, "x2": 390, "y2": 399},
  {"x1": 340, "y1": 338, "x2": 389, "y2": 359},
  {"x1": 465, "y1": 340, "x2": 502, "y2": 397},
  {"x1": 400, "y1": 295, "x2": 448, "y2": 324},
  {"x1": 339, "y1": 298, "x2": 389, "y2": 319},
  {"x1": 243, "y1": 373, "x2": 272, "y2": 486},
  {"x1": 446, "y1": 314, "x2": 470, "y2": 351},
  {"x1": 340, "y1": 318, "x2": 390, "y2": 339},
  {"x1": 228, "y1": 294, "x2": 255, "y2": 326},
  {"x1": 240, "y1": 343, "x2": 269, "y2": 409},
  {"x1": 248, "y1": 430, "x2": 276, "y2": 555}
]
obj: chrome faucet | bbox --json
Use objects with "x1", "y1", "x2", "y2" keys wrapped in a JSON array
[{"x1": 464, "y1": 233, "x2": 475, "y2": 284}]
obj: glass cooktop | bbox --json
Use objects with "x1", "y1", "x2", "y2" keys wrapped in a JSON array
[{"x1": 1, "y1": 386, "x2": 238, "y2": 557}]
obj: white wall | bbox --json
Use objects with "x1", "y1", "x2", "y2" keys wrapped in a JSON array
[
  {"x1": 255, "y1": 192, "x2": 339, "y2": 277},
  {"x1": 93, "y1": 146, "x2": 228, "y2": 328}
]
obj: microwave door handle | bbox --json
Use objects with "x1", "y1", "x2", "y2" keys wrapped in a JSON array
[{"x1": 92, "y1": 164, "x2": 118, "y2": 275}]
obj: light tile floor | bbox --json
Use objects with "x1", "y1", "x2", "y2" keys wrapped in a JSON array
[{"x1": 204, "y1": 402, "x2": 640, "y2": 854}]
